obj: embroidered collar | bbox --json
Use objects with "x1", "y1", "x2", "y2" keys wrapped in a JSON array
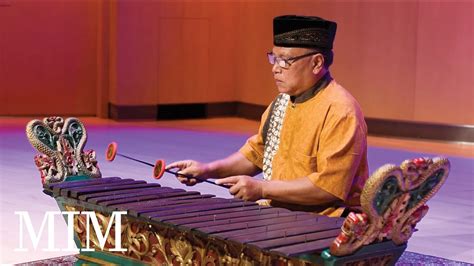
[{"x1": 290, "y1": 72, "x2": 332, "y2": 104}]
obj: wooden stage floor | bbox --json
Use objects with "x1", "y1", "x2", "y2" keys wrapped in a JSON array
[{"x1": 1, "y1": 117, "x2": 473, "y2": 264}]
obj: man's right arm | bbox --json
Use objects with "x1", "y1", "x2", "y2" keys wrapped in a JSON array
[{"x1": 166, "y1": 152, "x2": 261, "y2": 186}]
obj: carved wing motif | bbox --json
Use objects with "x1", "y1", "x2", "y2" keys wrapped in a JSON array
[
  {"x1": 330, "y1": 157, "x2": 450, "y2": 256},
  {"x1": 26, "y1": 116, "x2": 101, "y2": 185}
]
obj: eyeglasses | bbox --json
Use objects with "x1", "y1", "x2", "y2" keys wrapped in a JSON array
[{"x1": 267, "y1": 51, "x2": 320, "y2": 69}]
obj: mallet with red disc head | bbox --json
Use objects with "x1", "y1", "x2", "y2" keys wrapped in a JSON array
[{"x1": 105, "y1": 142, "x2": 227, "y2": 188}]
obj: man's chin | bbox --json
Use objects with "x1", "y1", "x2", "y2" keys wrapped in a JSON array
[{"x1": 276, "y1": 86, "x2": 290, "y2": 94}]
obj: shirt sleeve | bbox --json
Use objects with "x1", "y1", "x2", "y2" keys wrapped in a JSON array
[
  {"x1": 307, "y1": 108, "x2": 367, "y2": 201},
  {"x1": 238, "y1": 103, "x2": 273, "y2": 170}
]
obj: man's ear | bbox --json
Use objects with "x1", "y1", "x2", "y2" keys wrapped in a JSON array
[{"x1": 312, "y1": 54, "x2": 325, "y2": 74}]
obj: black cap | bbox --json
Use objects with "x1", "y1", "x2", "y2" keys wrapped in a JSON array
[{"x1": 273, "y1": 15, "x2": 337, "y2": 49}]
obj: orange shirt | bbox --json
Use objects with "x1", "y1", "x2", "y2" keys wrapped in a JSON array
[{"x1": 239, "y1": 79, "x2": 368, "y2": 217}]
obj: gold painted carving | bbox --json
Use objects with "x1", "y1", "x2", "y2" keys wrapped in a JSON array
[
  {"x1": 330, "y1": 157, "x2": 450, "y2": 256},
  {"x1": 26, "y1": 117, "x2": 101, "y2": 184},
  {"x1": 64, "y1": 206, "x2": 297, "y2": 265}
]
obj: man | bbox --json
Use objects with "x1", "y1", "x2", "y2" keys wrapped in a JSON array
[{"x1": 167, "y1": 15, "x2": 368, "y2": 217}]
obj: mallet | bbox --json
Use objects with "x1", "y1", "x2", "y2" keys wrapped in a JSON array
[{"x1": 105, "y1": 142, "x2": 228, "y2": 188}]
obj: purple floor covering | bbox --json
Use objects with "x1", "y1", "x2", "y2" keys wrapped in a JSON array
[
  {"x1": 1, "y1": 121, "x2": 473, "y2": 264},
  {"x1": 15, "y1": 251, "x2": 474, "y2": 266}
]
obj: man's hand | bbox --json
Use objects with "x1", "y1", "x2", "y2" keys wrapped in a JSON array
[
  {"x1": 166, "y1": 160, "x2": 210, "y2": 186},
  {"x1": 216, "y1": 175, "x2": 264, "y2": 201}
]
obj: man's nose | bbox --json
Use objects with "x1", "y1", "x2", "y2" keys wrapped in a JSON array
[{"x1": 272, "y1": 62, "x2": 281, "y2": 74}]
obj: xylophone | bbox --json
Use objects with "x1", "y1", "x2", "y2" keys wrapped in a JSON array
[
  {"x1": 46, "y1": 176, "x2": 347, "y2": 265},
  {"x1": 27, "y1": 117, "x2": 451, "y2": 265}
]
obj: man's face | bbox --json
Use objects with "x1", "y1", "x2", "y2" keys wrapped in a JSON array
[{"x1": 271, "y1": 46, "x2": 318, "y2": 96}]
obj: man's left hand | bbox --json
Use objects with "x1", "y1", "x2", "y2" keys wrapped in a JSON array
[{"x1": 215, "y1": 175, "x2": 264, "y2": 201}]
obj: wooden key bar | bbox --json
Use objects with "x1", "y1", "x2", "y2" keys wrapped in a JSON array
[
  {"x1": 51, "y1": 177, "x2": 124, "y2": 195},
  {"x1": 102, "y1": 190, "x2": 201, "y2": 206},
  {"x1": 249, "y1": 228, "x2": 341, "y2": 249},
  {"x1": 181, "y1": 211, "x2": 306, "y2": 228},
  {"x1": 149, "y1": 200, "x2": 257, "y2": 221},
  {"x1": 126, "y1": 195, "x2": 216, "y2": 217},
  {"x1": 197, "y1": 213, "x2": 319, "y2": 234},
  {"x1": 67, "y1": 181, "x2": 151, "y2": 198},
  {"x1": 159, "y1": 204, "x2": 269, "y2": 222},
  {"x1": 216, "y1": 216, "x2": 341, "y2": 239},
  {"x1": 59, "y1": 179, "x2": 142, "y2": 197},
  {"x1": 78, "y1": 184, "x2": 168, "y2": 201},
  {"x1": 95, "y1": 190, "x2": 202, "y2": 207},
  {"x1": 228, "y1": 219, "x2": 344, "y2": 244},
  {"x1": 165, "y1": 206, "x2": 282, "y2": 225}
]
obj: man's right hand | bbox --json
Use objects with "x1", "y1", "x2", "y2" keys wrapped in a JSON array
[{"x1": 166, "y1": 160, "x2": 211, "y2": 186}]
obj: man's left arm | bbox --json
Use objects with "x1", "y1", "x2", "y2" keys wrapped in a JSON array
[{"x1": 216, "y1": 175, "x2": 337, "y2": 203}]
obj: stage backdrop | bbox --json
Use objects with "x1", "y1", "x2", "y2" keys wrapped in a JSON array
[{"x1": 0, "y1": 0, "x2": 472, "y2": 125}]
